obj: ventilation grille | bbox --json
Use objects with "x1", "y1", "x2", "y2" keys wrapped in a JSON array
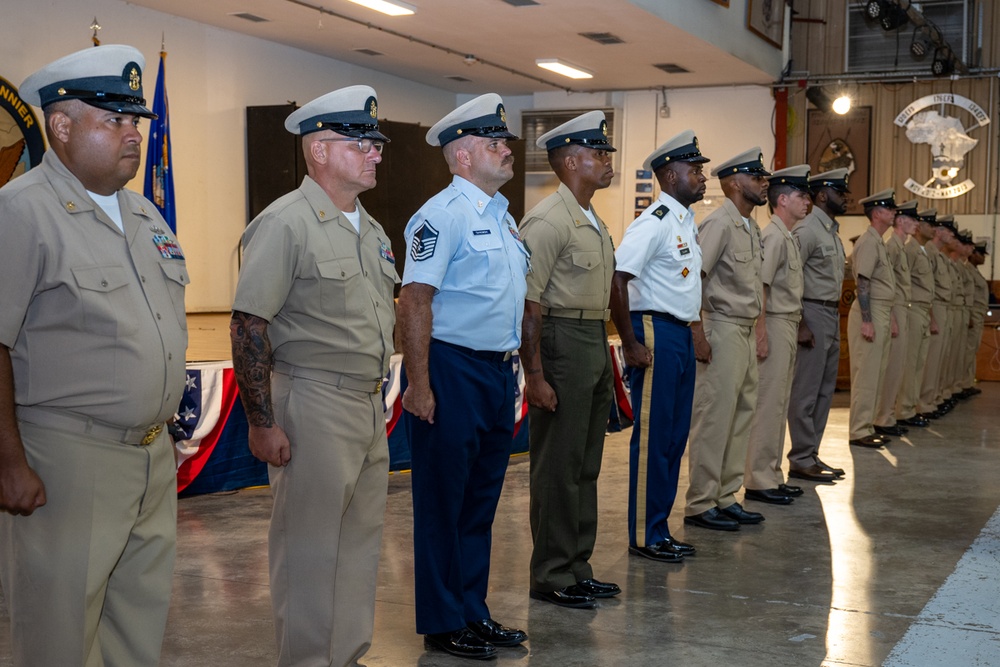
[
  {"x1": 445, "y1": 75, "x2": 472, "y2": 82},
  {"x1": 500, "y1": 0, "x2": 540, "y2": 5},
  {"x1": 654, "y1": 63, "x2": 690, "y2": 74},
  {"x1": 353, "y1": 48, "x2": 384, "y2": 56},
  {"x1": 229, "y1": 12, "x2": 269, "y2": 23},
  {"x1": 579, "y1": 32, "x2": 625, "y2": 45},
  {"x1": 522, "y1": 109, "x2": 616, "y2": 173}
]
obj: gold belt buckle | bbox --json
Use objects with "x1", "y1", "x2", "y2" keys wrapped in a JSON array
[
  {"x1": 140, "y1": 423, "x2": 164, "y2": 446},
  {"x1": 375, "y1": 379, "x2": 383, "y2": 393}
]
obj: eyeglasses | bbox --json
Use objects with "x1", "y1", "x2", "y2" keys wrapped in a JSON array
[{"x1": 318, "y1": 137, "x2": 385, "y2": 154}]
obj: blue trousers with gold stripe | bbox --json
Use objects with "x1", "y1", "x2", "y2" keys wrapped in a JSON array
[{"x1": 627, "y1": 311, "x2": 695, "y2": 548}]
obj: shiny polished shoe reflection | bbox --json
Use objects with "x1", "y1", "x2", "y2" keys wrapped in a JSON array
[
  {"x1": 424, "y1": 628, "x2": 497, "y2": 660},
  {"x1": 778, "y1": 483, "x2": 804, "y2": 497},
  {"x1": 628, "y1": 542, "x2": 685, "y2": 563},
  {"x1": 815, "y1": 458, "x2": 846, "y2": 477},
  {"x1": 719, "y1": 501, "x2": 765, "y2": 524},
  {"x1": 744, "y1": 488, "x2": 794, "y2": 505},
  {"x1": 466, "y1": 618, "x2": 527, "y2": 646},
  {"x1": 576, "y1": 578, "x2": 621, "y2": 598},
  {"x1": 684, "y1": 507, "x2": 740, "y2": 531},
  {"x1": 788, "y1": 464, "x2": 839, "y2": 482},
  {"x1": 529, "y1": 586, "x2": 597, "y2": 608}
]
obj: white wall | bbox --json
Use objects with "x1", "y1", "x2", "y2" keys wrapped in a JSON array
[{"x1": 3, "y1": 0, "x2": 459, "y2": 312}]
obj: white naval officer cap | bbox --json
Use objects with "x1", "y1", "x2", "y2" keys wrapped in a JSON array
[
  {"x1": 536, "y1": 110, "x2": 615, "y2": 152},
  {"x1": 284, "y1": 85, "x2": 389, "y2": 141},
  {"x1": 20, "y1": 44, "x2": 156, "y2": 119},
  {"x1": 767, "y1": 164, "x2": 811, "y2": 192},
  {"x1": 710, "y1": 146, "x2": 770, "y2": 179},
  {"x1": 858, "y1": 188, "x2": 896, "y2": 212},
  {"x1": 426, "y1": 93, "x2": 518, "y2": 147},
  {"x1": 642, "y1": 130, "x2": 710, "y2": 171}
]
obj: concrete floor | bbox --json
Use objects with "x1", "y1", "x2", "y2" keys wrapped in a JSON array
[{"x1": 3, "y1": 386, "x2": 1000, "y2": 666}]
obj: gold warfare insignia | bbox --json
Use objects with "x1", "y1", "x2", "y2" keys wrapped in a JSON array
[
  {"x1": 369, "y1": 100, "x2": 377, "y2": 118},
  {"x1": 129, "y1": 66, "x2": 140, "y2": 91}
]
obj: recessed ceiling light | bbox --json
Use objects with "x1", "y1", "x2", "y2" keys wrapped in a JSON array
[
  {"x1": 228, "y1": 12, "x2": 269, "y2": 22},
  {"x1": 346, "y1": 0, "x2": 416, "y2": 16},
  {"x1": 536, "y1": 59, "x2": 593, "y2": 80}
]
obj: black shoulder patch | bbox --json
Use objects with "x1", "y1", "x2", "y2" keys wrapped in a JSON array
[{"x1": 651, "y1": 205, "x2": 669, "y2": 219}]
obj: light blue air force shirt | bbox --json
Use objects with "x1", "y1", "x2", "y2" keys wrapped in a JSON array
[{"x1": 403, "y1": 175, "x2": 530, "y2": 352}]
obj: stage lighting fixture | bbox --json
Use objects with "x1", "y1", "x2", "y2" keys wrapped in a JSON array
[
  {"x1": 866, "y1": 0, "x2": 885, "y2": 19},
  {"x1": 931, "y1": 48, "x2": 954, "y2": 76},
  {"x1": 832, "y1": 94, "x2": 852, "y2": 115},
  {"x1": 910, "y1": 26, "x2": 932, "y2": 58},
  {"x1": 880, "y1": 5, "x2": 909, "y2": 31},
  {"x1": 805, "y1": 86, "x2": 832, "y2": 110}
]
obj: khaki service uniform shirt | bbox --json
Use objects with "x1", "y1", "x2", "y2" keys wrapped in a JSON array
[
  {"x1": 972, "y1": 266, "x2": 990, "y2": 311},
  {"x1": 233, "y1": 176, "x2": 398, "y2": 379},
  {"x1": 905, "y1": 239, "x2": 935, "y2": 306},
  {"x1": 520, "y1": 183, "x2": 614, "y2": 317},
  {"x1": 886, "y1": 233, "x2": 912, "y2": 306},
  {"x1": 0, "y1": 151, "x2": 188, "y2": 427},
  {"x1": 759, "y1": 216, "x2": 803, "y2": 317},
  {"x1": 698, "y1": 198, "x2": 763, "y2": 322},
  {"x1": 851, "y1": 226, "x2": 895, "y2": 302},
  {"x1": 793, "y1": 208, "x2": 846, "y2": 301},
  {"x1": 927, "y1": 243, "x2": 953, "y2": 304}
]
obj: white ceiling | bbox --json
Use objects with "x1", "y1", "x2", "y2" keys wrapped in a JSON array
[{"x1": 126, "y1": 0, "x2": 776, "y2": 95}]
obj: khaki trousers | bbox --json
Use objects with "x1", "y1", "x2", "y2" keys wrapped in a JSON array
[
  {"x1": 0, "y1": 423, "x2": 176, "y2": 667},
  {"x1": 965, "y1": 314, "x2": 985, "y2": 387},
  {"x1": 269, "y1": 369, "x2": 389, "y2": 667},
  {"x1": 874, "y1": 303, "x2": 910, "y2": 427},
  {"x1": 918, "y1": 303, "x2": 950, "y2": 413},
  {"x1": 898, "y1": 304, "x2": 931, "y2": 420},
  {"x1": 848, "y1": 300, "x2": 892, "y2": 440},
  {"x1": 745, "y1": 314, "x2": 799, "y2": 490},
  {"x1": 943, "y1": 307, "x2": 965, "y2": 398},
  {"x1": 686, "y1": 317, "x2": 758, "y2": 516}
]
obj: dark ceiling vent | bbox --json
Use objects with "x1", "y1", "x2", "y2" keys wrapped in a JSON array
[
  {"x1": 446, "y1": 75, "x2": 473, "y2": 82},
  {"x1": 500, "y1": 0, "x2": 540, "y2": 5},
  {"x1": 229, "y1": 12, "x2": 269, "y2": 23},
  {"x1": 580, "y1": 32, "x2": 625, "y2": 45},
  {"x1": 654, "y1": 63, "x2": 691, "y2": 74},
  {"x1": 353, "y1": 48, "x2": 384, "y2": 56}
]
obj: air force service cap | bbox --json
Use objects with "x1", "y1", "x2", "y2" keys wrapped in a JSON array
[
  {"x1": 426, "y1": 93, "x2": 518, "y2": 147},
  {"x1": 858, "y1": 188, "x2": 896, "y2": 212},
  {"x1": 710, "y1": 147, "x2": 770, "y2": 179},
  {"x1": 285, "y1": 85, "x2": 389, "y2": 141},
  {"x1": 809, "y1": 168, "x2": 851, "y2": 194},
  {"x1": 536, "y1": 110, "x2": 615, "y2": 152},
  {"x1": 767, "y1": 164, "x2": 811, "y2": 192},
  {"x1": 643, "y1": 130, "x2": 710, "y2": 172},
  {"x1": 20, "y1": 44, "x2": 156, "y2": 119}
]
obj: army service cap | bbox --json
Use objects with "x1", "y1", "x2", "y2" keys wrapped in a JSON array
[
  {"x1": 426, "y1": 93, "x2": 518, "y2": 147},
  {"x1": 767, "y1": 164, "x2": 811, "y2": 192},
  {"x1": 285, "y1": 85, "x2": 389, "y2": 141},
  {"x1": 710, "y1": 146, "x2": 770, "y2": 179},
  {"x1": 643, "y1": 130, "x2": 710, "y2": 171},
  {"x1": 20, "y1": 44, "x2": 156, "y2": 119},
  {"x1": 859, "y1": 188, "x2": 896, "y2": 212},
  {"x1": 808, "y1": 168, "x2": 851, "y2": 194},
  {"x1": 536, "y1": 110, "x2": 615, "y2": 152}
]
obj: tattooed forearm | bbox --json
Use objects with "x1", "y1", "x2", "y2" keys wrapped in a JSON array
[
  {"x1": 230, "y1": 310, "x2": 275, "y2": 427},
  {"x1": 857, "y1": 276, "x2": 872, "y2": 323},
  {"x1": 519, "y1": 301, "x2": 544, "y2": 375}
]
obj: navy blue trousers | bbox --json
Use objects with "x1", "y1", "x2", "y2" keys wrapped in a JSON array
[
  {"x1": 627, "y1": 312, "x2": 696, "y2": 548},
  {"x1": 406, "y1": 340, "x2": 514, "y2": 635}
]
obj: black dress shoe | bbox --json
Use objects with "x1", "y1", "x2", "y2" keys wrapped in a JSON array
[
  {"x1": 874, "y1": 424, "x2": 907, "y2": 436},
  {"x1": 628, "y1": 543, "x2": 685, "y2": 563},
  {"x1": 662, "y1": 536, "x2": 697, "y2": 555},
  {"x1": 918, "y1": 411, "x2": 941, "y2": 420},
  {"x1": 529, "y1": 586, "x2": 596, "y2": 608},
  {"x1": 744, "y1": 488, "x2": 794, "y2": 505},
  {"x1": 576, "y1": 578, "x2": 621, "y2": 598},
  {"x1": 788, "y1": 464, "x2": 838, "y2": 482},
  {"x1": 425, "y1": 628, "x2": 497, "y2": 660},
  {"x1": 466, "y1": 618, "x2": 527, "y2": 646},
  {"x1": 719, "y1": 501, "x2": 765, "y2": 524},
  {"x1": 899, "y1": 416, "x2": 929, "y2": 427},
  {"x1": 850, "y1": 435, "x2": 886, "y2": 448},
  {"x1": 684, "y1": 507, "x2": 740, "y2": 531},
  {"x1": 778, "y1": 483, "x2": 803, "y2": 497}
]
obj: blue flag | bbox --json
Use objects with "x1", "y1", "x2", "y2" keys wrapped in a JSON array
[{"x1": 144, "y1": 51, "x2": 176, "y2": 233}]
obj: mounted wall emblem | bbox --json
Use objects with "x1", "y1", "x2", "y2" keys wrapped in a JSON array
[
  {"x1": 0, "y1": 76, "x2": 46, "y2": 188},
  {"x1": 894, "y1": 94, "x2": 990, "y2": 199}
]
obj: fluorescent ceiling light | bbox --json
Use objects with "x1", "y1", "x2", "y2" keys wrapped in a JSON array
[
  {"x1": 536, "y1": 59, "x2": 593, "y2": 80},
  {"x1": 346, "y1": 0, "x2": 416, "y2": 16}
]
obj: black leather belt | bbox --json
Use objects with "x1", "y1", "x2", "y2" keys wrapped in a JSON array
[
  {"x1": 433, "y1": 339, "x2": 512, "y2": 363},
  {"x1": 802, "y1": 297, "x2": 840, "y2": 309},
  {"x1": 642, "y1": 311, "x2": 691, "y2": 327}
]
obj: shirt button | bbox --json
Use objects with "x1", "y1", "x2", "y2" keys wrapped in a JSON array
[
  {"x1": 168, "y1": 353, "x2": 173, "y2": 360},
  {"x1": 141, "y1": 275, "x2": 147, "y2": 282},
  {"x1": 156, "y1": 313, "x2": 162, "y2": 320},
  {"x1": 101, "y1": 279, "x2": 108, "y2": 287}
]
